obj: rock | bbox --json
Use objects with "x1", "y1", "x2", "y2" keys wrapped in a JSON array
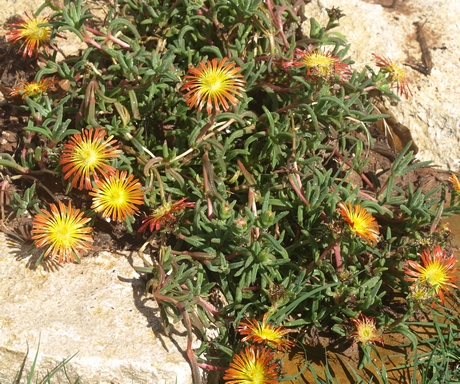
[
  {"x1": 0, "y1": 232, "x2": 194, "y2": 383},
  {"x1": 303, "y1": 0, "x2": 460, "y2": 171}
]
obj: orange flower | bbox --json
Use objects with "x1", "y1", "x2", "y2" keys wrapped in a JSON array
[
  {"x1": 236, "y1": 313, "x2": 294, "y2": 352},
  {"x1": 89, "y1": 170, "x2": 144, "y2": 222},
  {"x1": 6, "y1": 13, "x2": 51, "y2": 58},
  {"x1": 405, "y1": 246, "x2": 459, "y2": 305},
  {"x1": 10, "y1": 78, "x2": 55, "y2": 99},
  {"x1": 350, "y1": 315, "x2": 384, "y2": 346},
  {"x1": 284, "y1": 46, "x2": 352, "y2": 82},
  {"x1": 138, "y1": 198, "x2": 195, "y2": 233},
  {"x1": 449, "y1": 173, "x2": 460, "y2": 193},
  {"x1": 181, "y1": 57, "x2": 246, "y2": 114},
  {"x1": 60, "y1": 127, "x2": 122, "y2": 190},
  {"x1": 31, "y1": 201, "x2": 93, "y2": 264},
  {"x1": 337, "y1": 202, "x2": 380, "y2": 245},
  {"x1": 373, "y1": 54, "x2": 412, "y2": 98},
  {"x1": 223, "y1": 346, "x2": 279, "y2": 384}
]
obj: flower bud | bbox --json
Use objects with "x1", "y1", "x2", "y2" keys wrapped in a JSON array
[
  {"x1": 260, "y1": 209, "x2": 275, "y2": 227},
  {"x1": 219, "y1": 202, "x2": 233, "y2": 219},
  {"x1": 234, "y1": 217, "x2": 247, "y2": 233},
  {"x1": 257, "y1": 249, "x2": 275, "y2": 265}
]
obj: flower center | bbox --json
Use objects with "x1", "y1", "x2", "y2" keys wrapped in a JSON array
[
  {"x1": 357, "y1": 322, "x2": 378, "y2": 344},
  {"x1": 249, "y1": 362, "x2": 266, "y2": 384},
  {"x1": 23, "y1": 83, "x2": 46, "y2": 96},
  {"x1": 50, "y1": 220, "x2": 77, "y2": 249},
  {"x1": 26, "y1": 19, "x2": 50, "y2": 40},
  {"x1": 257, "y1": 328, "x2": 279, "y2": 342},
  {"x1": 424, "y1": 263, "x2": 447, "y2": 287},
  {"x1": 78, "y1": 144, "x2": 101, "y2": 167},
  {"x1": 304, "y1": 52, "x2": 335, "y2": 74},
  {"x1": 205, "y1": 74, "x2": 221, "y2": 90},
  {"x1": 152, "y1": 203, "x2": 173, "y2": 219},
  {"x1": 110, "y1": 189, "x2": 126, "y2": 205}
]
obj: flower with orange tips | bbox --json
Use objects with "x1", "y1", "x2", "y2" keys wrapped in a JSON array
[
  {"x1": 449, "y1": 173, "x2": 460, "y2": 194},
  {"x1": 89, "y1": 170, "x2": 144, "y2": 222},
  {"x1": 181, "y1": 57, "x2": 246, "y2": 114},
  {"x1": 6, "y1": 13, "x2": 51, "y2": 58},
  {"x1": 31, "y1": 201, "x2": 93, "y2": 264},
  {"x1": 337, "y1": 201, "x2": 380, "y2": 245},
  {"x1": 138, "y1": 197, "x2": 195, "y2": 233},
  {"x1": 236, "y1": 313, "x2": 294, "y2": 352},
  {"x1": 373, "y1": 54, "x2": 412, "y2": 98},
  {"x1": 223, "y1": 346, "x2": 279, "y2": 384},
  {"x1": 350, "y1": 314, "x2": 384, "y2": 346},
  {"x1": 60, "y1": 127, "x2": 122, "y2": 190},
  {"x1": 405, "y1": 245, "x2": 459, "y2": 305},
  {"x1": 10, "y1": 77, "x2": 55, "y2": 99},
  {"x1": 284, "y1": 46, "x2": 352, "y2": 82}
]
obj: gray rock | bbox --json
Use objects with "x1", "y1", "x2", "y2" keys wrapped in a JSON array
[
  {"x1": 0, "y1": 232, "x2": 194, "y2": 383},
  {"x1": 303, "y1": 0, "x2": 460, "y2": 171}
]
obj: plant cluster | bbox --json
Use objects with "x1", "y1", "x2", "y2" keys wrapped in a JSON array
[{"x1": 1, "y1": 0, "x2": 460, "y2": 383}]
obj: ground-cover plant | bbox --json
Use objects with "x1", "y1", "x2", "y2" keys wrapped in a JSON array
[{"x1": 2, "y1": 0, "x2": 460, "y2": 383}]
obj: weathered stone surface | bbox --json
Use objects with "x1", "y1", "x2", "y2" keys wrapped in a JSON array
[
  {"x1": 303, "y1": 0, "x2": 460, "y2": 171},
  {"x1": 0, "y1": 232, "x2": 194, "y2": 383}
]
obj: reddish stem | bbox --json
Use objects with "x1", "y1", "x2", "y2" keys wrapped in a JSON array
[
  {"x1": 197, "y1": 362, "x2": 227, "y2": 371},
  {"x1": 85, "y1": 26, "x2": 131, "y2": 49},
  {"x1": 333, "y1": 243, "x2": 343, "y2": 272}
]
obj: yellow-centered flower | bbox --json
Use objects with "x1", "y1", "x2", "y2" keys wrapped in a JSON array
[
  {"x1": 350, "y1": 315, "x2": 384, "y2": 346},
  {"x1": 223, "y1": 346, "x2": 279, "y2": 384},
  {"x1": 236, "y1": 313, "x2": 294, "y2": 352},
  {"x1": 31, "y1": 201, "x2": 93, "y2": 264},
  {"x1": 405, "y1": 246, "x2": 459, "y2": 305},
  {"x1": 60, "y1": 127, "x2": 122, "y2": 190},
  {"x1": 373, "y1": 54, "x2": 413, "y2": 98},
  {"x1": 6, "y1": 13, "x2": 51, "y2": 58},
  {"x1": 138, "y1": 198, "x2": 195, "y2": 233},
  {"x1": 337, "y1": 201, "x2": 380, "y2": 245},
  {"x1": 181, "y1": 57, "x2": 246, "y2": 114},
  {"x1": 10, "y1": 78, "x2": 55, "y2": 99},
  {"x1": 89, "y1": 170, "x2": 144, "y2": 222},
  {"x1": 284, "y1": 46, "x2": 352, "y2": 82}
]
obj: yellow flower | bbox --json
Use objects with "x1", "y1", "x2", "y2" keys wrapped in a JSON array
[
  {"x1": 449, "y1": 173, "x2": 460, "y2": 193},
  {"x1": 284, "y1": 46, "x2": 352, "y2": 82},
  {"x1": 337, "y1": 201, "x2": 380, "y2": 245},
  {"x1": 405, "y1": 246, "x2": 459, "y2": 305},
  {"x1": 181, "y1": 57, "x2": 246, "y2": 114},
  {"x1": 31, "y1": 201, "x2": 93, "y2": 264},
  {"x1": 138, "y1": 198, "x2": 195, "y2": 233},
  {"x1": 373, "y1": 54, "x2": 412, "y2": 99},
  {"x1": 350, "y1": 315, "x2": 384, "y2": 346},
  {"x1": 236, "y1": 313, "x2": 294, "y2": 352},
  {"x1": 10, "y1": 78, "x2": 55, "y2": 99},
  {"x1": 89, "y1": 170, "x2": 144, "y2": 222},
  {"x1": 223, "y1": 346, "x2": 279, "y2": 384},
  {"x1": 60, "y1": 127, "x2": 122, "y2": 190},
  {"x1": 6, "y1": 13, "x2": 51, "y2": 58}
]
